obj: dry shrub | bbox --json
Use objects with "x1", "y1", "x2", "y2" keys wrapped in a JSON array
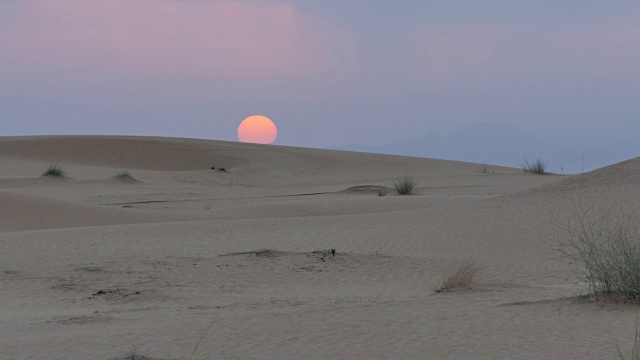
[
  {"x1": 436, "y1": 260, "x2": 478, "y2": 292},
  {"x1": 554, "y1": 204, "x2": 640, "y2": 301}
]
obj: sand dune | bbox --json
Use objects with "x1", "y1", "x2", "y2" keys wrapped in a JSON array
[
  {"x1": 0, "y1": 136, "x2": 244, "y2": 171},
  {"x1": 1, "y1": 135, "x2": 639, "y2": 359},
  {"x1": 0, "y1": 190, "x2": 178, "y2": 232},
  {"x1": 523, "y1": 156, "x2": 640, "y2": 195}
]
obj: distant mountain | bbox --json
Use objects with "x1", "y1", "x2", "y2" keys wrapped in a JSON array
[{"x1": 332, "y1": 122, "x2": 640, "y2": 174}]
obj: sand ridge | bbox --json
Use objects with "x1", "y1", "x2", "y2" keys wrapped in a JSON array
[
  {"x1": 0, "y1": 190, "x2": 180, "y2": 232},
  {"x1": 0, "y1": 136, "x2": 245, "y2": 171}
]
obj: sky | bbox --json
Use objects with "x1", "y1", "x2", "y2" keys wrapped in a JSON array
[{"x1": 1, "y1": 0, "x2": 639, "y2": 150}]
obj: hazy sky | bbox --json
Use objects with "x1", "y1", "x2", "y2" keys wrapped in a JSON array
[{"x1": 2, "y1": 0, "x2": 639, "y2": 149}]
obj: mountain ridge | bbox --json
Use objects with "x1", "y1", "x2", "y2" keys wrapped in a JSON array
[{"x1": 331, "y1": 122, "x2": 639, "y2": 174}]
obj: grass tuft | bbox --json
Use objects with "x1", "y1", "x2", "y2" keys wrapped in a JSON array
[
  {"x1": 41, "y1": 164, "x2": 67, "y2": 177},
  {"x1": 554, "y1": 204, "x2": 640, "y2": 301},
  {"x1": 128, "y1": 349, "x2": 148, "y2": 360},
  {"x1": 114, "y1": 169, "x2": 136, "y2": 182},
  {"x1": 522, "y1": 156, "x2": 547, "y2": 175},
  {"x1": 377, "y1": 188, "x2": 389, "y2": 197},
  {"x1": 435, "y1": 260, "x2": 478, "y2": 292},
  {"x1": 393, "y1": 174, "x2": 416, "y2": 195}
]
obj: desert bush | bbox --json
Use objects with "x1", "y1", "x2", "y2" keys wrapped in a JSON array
[
  {"x1": 617, "y1": 319, "x2": 640, "y2": 360},
  {"x1": 41, "y1": 164, "x2": 66, "y2": 177},
  {"x1": 522, "y1": 156, "x2": 547, "y2": 175},
  {"x1": 377, "y1": 188, "x2": 389, "y2": 196},
  {"x1": 555, "y1": 205, "x2": 640, "y2": 301},
  {"x1": 123, "y1": 348, "x2": 148, "y2": 360},
  {"x1": 114, "y1": 169, "x2": 136, "y2": 181},
  {"x1": 393, "y1": 174, "x2": 416, "y2": 195},
  {"x1": 435, "y1": 260, "x2": 478, "y2": 292}
]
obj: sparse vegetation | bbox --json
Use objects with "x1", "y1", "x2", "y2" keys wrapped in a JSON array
[
  {"x1": 113, "y1": 169, "x2": 137, "y2": 181},
  {"x1": 554, "y1": 204, "x2": 640, "y2": 301},
  {"x1": 522, "y1": 156, "x2": 547, "y2": 175},
  {"x1": 617, "y1": 319, "x2": 640, "y2": 360},
  {"x1": 393, "y1": 174, "x2": 416, "y2": 195},
  {"x1": 435, "y1": 260, "x2": 478, "y2": 292},
  {"x1": 114, "y1": 169, "x2": 136, "y2": 182},
  {"x1": 482, "y1": 164, "x2": 495, "y2": 174},
  {"x1": 377, "y1": 188, "x2": 389, "y2": 196},
  {"x1": 41, "y1": 164, "x2": 66, "y2": 177}
]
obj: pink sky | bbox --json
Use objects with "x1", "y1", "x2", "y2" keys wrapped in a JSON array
[
  {"x1": 1, "y1": 0, "x2": 346, "y2": 80},
  {"x1": 1, "y1": 0, "x2": 639, "y2": 150}
]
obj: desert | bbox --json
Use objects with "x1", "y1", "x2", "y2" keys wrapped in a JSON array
[{"x1": 1, "y1": 135, "x2": 640, "y2": 359}]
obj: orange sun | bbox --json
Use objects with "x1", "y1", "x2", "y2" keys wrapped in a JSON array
[{"x1": 237, "y1": 115, "x2": 278, "y2": 144}]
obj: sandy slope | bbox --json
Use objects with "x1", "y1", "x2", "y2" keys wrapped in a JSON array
[{"x1": 1, "y1": 136, "x2": 639, "y2": 360}]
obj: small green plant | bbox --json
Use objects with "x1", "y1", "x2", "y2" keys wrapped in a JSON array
[
  {"x1": 114, "y1": 169, "x2": 136, "y2": 182},
  {"x1": 617, "y1": 319, "x2": 640, "y2": 360},
  {"x1": 393, "y1": 174, "x2": 416, "y2": 195},
  {"x1": 41, "y1": 164, "x2": 66, "y2": 177},
  {"x1": 435, "y1": 260, "x2": 478, "y2": 292},
  {"x1": 522, "y1": 156, "x2": 547, "y2": 175},
  {"x1": 377, "y1": 188, "x2": 389, "y2": 197}
]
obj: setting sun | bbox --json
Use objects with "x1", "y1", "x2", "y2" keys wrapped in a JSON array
[{"x1": 237, "y1": 115, "x2": 278, "y2": 144}]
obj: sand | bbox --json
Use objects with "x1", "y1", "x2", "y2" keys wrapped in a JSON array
[{"x1": 1, "y1": 135, "x2": 639, "y2": 359}]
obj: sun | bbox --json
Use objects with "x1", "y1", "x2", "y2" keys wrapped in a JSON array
[{"x1": 237, "y1": 115, "x2": 278, "y2": 144}]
